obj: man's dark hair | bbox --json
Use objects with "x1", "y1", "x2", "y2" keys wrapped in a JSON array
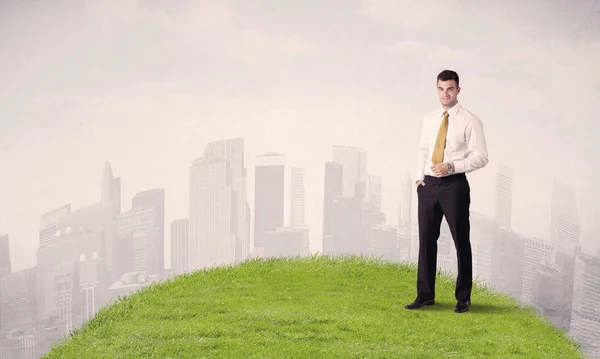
[{"x1": 437, "y1": 70, "x2": 459, "y2": 87}]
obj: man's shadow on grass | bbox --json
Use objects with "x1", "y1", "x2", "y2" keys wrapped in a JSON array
[{"x1": 424, "y1": 302, "x2": 516, "y2": 314}]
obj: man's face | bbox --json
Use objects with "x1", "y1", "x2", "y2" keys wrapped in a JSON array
[{"x1": 437, "y1": 80, "x2": 460, "y2": 108}]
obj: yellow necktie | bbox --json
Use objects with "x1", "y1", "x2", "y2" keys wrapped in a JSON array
[{"x1": 431, "y1": 111, "x2": 449, "y2": 164}]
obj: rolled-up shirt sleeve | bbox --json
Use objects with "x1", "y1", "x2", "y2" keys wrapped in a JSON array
[{"x1": 453, "y1": 115, "x2": 489, "y2": 173}]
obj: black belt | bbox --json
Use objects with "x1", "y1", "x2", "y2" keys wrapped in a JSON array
[{"x1": 424, "y1": 173, "x2": 466, "y2": 185}]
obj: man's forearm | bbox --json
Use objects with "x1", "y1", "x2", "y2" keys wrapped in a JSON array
[
  {"x1": 452, "y1": 152, "x2": 488, "y2": 174},
  {"x1": 453, "y1": 116, "x2": 489, "y2": 173}
]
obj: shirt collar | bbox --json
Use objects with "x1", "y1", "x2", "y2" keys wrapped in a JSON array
[{"x1": 440, "y1": 102, "x2": 461, "y2": 118}]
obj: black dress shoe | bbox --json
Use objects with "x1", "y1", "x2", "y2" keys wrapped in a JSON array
[
  {"x1": 405, "y1": 298, "x2": 435, "y2": 310},
  {"x1": 454, "y1": 300, "x2": 471, "y2": 313}
]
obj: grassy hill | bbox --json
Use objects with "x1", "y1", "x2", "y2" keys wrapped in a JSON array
[{"x1": 44, "y1": 255, "x2": 586, "y2": 358}]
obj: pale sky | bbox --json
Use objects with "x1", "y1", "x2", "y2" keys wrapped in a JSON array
[{"x1": 1, "y1": 0, "x2": 599, "y2": 271}]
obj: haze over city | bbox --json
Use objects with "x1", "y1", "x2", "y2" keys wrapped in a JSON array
[
  {"x1": 1, "y1": 1, "x2": 600, "y2": 357},
  {"x1": 1, "y1": 0, "x2": 598, "y2": 271}
]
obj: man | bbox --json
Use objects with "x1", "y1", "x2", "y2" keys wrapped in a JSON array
[{"x1": 405, "y1": 69, "x2": 489, "y2": 313}]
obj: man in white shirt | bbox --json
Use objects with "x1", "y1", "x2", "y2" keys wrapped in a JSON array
[{"x1": 405, "y1": 70, "x2": 489, "y2": 313}]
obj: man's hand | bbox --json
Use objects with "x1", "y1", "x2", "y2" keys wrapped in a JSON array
[
  {"x1": 415, "y1": 180, "x2": 425, "y2": 187},
  {"x1": 431, "y1": 163, "x2": 450, "y2": 177}
]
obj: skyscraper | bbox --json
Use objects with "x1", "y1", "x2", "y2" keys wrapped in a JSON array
[
  {"x1": 189, "y1": 158, "x2": 229, "y2": 270},
  {"x1": 366, "y1": 174, "x2": 382, "y2": 211},
  {"x1": 0, "y1": 234, "x2": 10, "y2": 278},
  {"x1": 531, "y1": 248, "x2": 575, "y2": 332},
  {"x1": 490, "y1": 229, "x2": 525, "y2": 301},
  {"x1": 1, "y1": 268, "x2": 37, "y2": 356},
  {"x1": 550, "y1": 177, "x2": 580, "y2": 253},
  {"x1": 331, "y1": 197, "x2": 364, "y2": 255},
  {"x1": 290, "y1": 167, "x2": 305, "y2": 227},
  {"x1": 132, "y1": 188, "x2": 165, "y2": 277},
  {"x1": 39, "y1": 204, "x2": 71, "y2": 248},
  {"x1": 189, "y1": 138, "x2": 249, "y2": 270},
  {"x1": 100, "y1": 161, "x2": 120, "y2": 277},
  {"x1": 546, "y1": 178, "x2": 579, "y2": 338},
  {"x1": 398, "y1": 170, "x2": 412, "y2": 228},
  {"x1": 101, "y1": 161, "x2": 121, "y2": 216},
  {"x1": 253, "y1": 153, "x2": 285, "y2": 250},
  {"x1": 116, "y1": 207, "x2": 160, "y2": 277},
  {"x1": 522, "y1": 237, "x2": 554, "y2": 305},
  {"x1": 171, "y1": 219, "x2": 189, "y2": 275},
  {"x1": 494, "y1": 165, "x2": 512, "y2": 230},
  {"x1": 570, "y1": 247, "x2": 600, "y2": 356},
  {"x1": 322, "y1": 161, "x2": 343, "y2": 252},
  {"x1": 332, "y1": 146, "x2": 367, "y2": 199}
]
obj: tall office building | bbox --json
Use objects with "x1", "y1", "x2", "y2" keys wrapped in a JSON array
[
  {"x1": 548, "y1": 177, "x2": 579, "y2": 331},
  {"x1": 35, "y1": 205, "x2": 111, "y2": 348},
  {"x1": 263, "y1": 228, "x2": 307, "y2": 258},
  {"x1": 522, "y1": 237, "x2": 554, "y2": 305},
  {"x1": 101, "y1": 161, "x2": 121, "y2": 216},
  {"x1": 362, "y1": 200, "x2": 385, "y2": 229},
  {"x1": 550, "y1": 177, "x2": 580, "y2": 253},
  {"x1": 322, "y1": 161, "x2": 343, "y2": 253},
  {"x1": 332, "y1": 146, "x2": 367, "y2": 199},
  {"x1": 396, "y1": 226, "x2": 411, "y2": 262},
  {"x1": 570, "y1": 247, "x2": 600, "y2": 357},
  {"x1": 290, "y1": 167, "x2": 306, "y2": 227},
  {"x1": 531, "y1": 248, "x2": 575, "y2": 332},
  {"x1": 410, "y1": 219, "x2": 420, "y2": 262},
  {"x1": 39, "y1": 204, "x2": 71, "y2": 248},
  {"x1": 116, "y1": 207, "x2": 160, "y2": 277},
  {"x1": 100, "y1": 161, "x2": 121, "y2": 277},
  {"x1": 254, "y1": 153, "x2": 285, "y2": 250},
  {"x1": 35, "y1": 225, "x2": 108, "y2": 356},
  {"x1": 331, "y1": 197, "x2": 364, "y2": 255},
  {"x1": 0, "y1": 268, "x2": 37, "y2": 358},
  {"x1": 366, "y1": 174, "x2": 382, "y2": 211},
  {"x1": 398, "y1": 171, "x2": 412, "y2": 228},
  {"x1": 0, "y1": 233, "x2": 9, "y2": 341},
  {"x1": 171, "y1": 219, "x2": 189, "y2": 275},
  {"x1": 0, "y1": 234, "x2": 10, "y2": 278},
  {"x1": 189, "y1": 138, "x2": 249, "y2": 270},
  {"x1": 490, "y1": 229, "x2": 525, "y2": 301},
  {"x1": 494, "y1": 165, "x2": 512, "y2": 230},
  {"x1": 470, "y1": 212, "x2": 497, "y2": 285},
  {"x1": 52, "y1": 201, "x2": 115, "y2": 280},
  {"x1": 366, "y1": 226, "x2": 398, "y2": 261},
  {"x1": 190, "y1": 157, "x2": 229, "y2": 269},
  {"x1": 132, "y1": 189, "x2": 165, "y2": 277}
]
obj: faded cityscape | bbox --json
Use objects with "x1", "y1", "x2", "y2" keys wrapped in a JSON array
[
  {"x1": 1, "y1": 0, "x2": 599, "y2": 358},
  {"x1": 0, "y1": 145, "x2": 599, "y2": 357}
]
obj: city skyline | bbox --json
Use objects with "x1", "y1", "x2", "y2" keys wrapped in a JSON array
[
  {"x1": 1, "y1": 1, "x2": 599, "y2": 357},
  {"x1": 1, "y1": 138, "x2": 599, "y2": 357},
  {"x1": 1, "y1": 0, "x2": 599, "y2": 272},
  {"x1": 0, "y1": 141, "x2": 595, "y2": 269},
  {"x1": 1, "y1": 140, "x2": 599, "y2": 270}
]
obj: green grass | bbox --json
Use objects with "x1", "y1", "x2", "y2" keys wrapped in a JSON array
[{"x1": 45, "y1": 254, "x2": 586, "y2": 358}]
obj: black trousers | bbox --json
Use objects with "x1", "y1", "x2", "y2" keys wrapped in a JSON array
[{"x1": 416, "y1": 173, "x2": 472, "y2": 303}]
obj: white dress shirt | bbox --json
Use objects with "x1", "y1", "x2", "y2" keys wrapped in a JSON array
[{"x1": 415, "y1": 102, "x2": 489, "y2": 181}]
